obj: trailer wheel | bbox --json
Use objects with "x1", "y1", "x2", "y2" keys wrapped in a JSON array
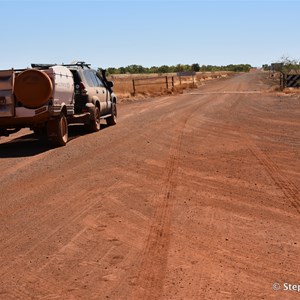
[{"x1": 48, "y1": 114, "x2": 68, "y2": 146}]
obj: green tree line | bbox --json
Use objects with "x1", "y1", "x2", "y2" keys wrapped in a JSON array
[{"x1": 103, "y1": 63, "x2": 252, "y2": 75}]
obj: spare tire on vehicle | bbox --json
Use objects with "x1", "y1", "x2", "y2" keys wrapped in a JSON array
[{"x1": 14, "y1": 69, "x2": 53, "y2": 108}]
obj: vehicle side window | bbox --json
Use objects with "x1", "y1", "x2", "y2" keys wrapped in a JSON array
[
  {"x1": 89, "y1": 71, "x2": 99, "y2": 87},
  {"x1": 83, "y1": 70, "x2": 105, "y2": 88},
  {"x1": 83, "y1": 70, "x2": 95, "y2": 87},
  {"x1": 94, "y1": 72, "x2": 105, "y2": 87}
]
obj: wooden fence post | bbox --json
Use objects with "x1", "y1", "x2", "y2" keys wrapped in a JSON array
[
  {"x1": 172, "y1": 76, "x2": 174, "y2": 90},
  {"x1": 280, "y1": 73, "x2": 286, "y2": 90},
  {"x1": 132, "y1": 79, "x2": 136, "y2": 95},
  {"x1": 165, "y1": 76, "x2": 169, "y2": 90}
]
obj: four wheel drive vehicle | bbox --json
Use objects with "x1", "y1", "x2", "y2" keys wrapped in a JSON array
[{"x1": 0, "y1": 62, "x2": 117, "y2": 146}]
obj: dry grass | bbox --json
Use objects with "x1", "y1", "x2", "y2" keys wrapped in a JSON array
[
  {"x1": 109, "y1": 71, "x2": 234, "y2": 101},
  {"x1": 282, "y1": 87, "x2": 300, "y2": 94}
]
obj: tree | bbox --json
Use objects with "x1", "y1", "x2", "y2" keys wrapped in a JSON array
[
  {"x1": 174, "y1": 64, "x2": 186, "y2": 72},
  {"x1": 103, "y1": 63, "x2": 253, "y2": 75},
  {"x1": 262, "y1": 64, "x2": 269, "y2": 71},
  {"x1": 119, "y1": 67, "x2": 126, "y2": 74},
  {"x1": 106, "y1": 67, "x2": 118, "y2": 75},
  {"x1": 149, "y1": 66, "x2": 159, "y2": 73},
  {"x1": 277, "y1": 56, "x2": 300, "y2": 74},
  {"x1": 191, "y1": 63, "x2": 200, "y2": 72},
  {"x1": 158, "y1": 65, "x2": 170, "y2": 73}
]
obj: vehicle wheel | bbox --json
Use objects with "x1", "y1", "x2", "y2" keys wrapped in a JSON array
[
  {"x1": 48, "y1": 114, "x2": 68, "y2": 146},
  {"x1": 106, "y1": 102, "x2": 117, "y2": 126},
  {"x1": 88, "y1": 106, "x2": 101, "y2": 132}
]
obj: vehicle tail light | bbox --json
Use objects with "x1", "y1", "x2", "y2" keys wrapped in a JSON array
[{"x1": 80, "y1": 82, "x2": 87, "y2": 94}]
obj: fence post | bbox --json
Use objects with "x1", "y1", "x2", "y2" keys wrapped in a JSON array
[
  {"x1": 165, "y1": 76, "x2": 169, "y2": 90},
  {"x1": 172, "y1": 76, "x2": 174, "y2": 90},
  {"x1": 281, "y1": 73, "x2": 286, "y2": 90},
  {"x1": 132, "y1": 79, "x2": 136, "y2": 95}
]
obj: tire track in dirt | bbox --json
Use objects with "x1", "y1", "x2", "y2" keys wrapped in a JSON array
[
  {"x1": 206, "y1": 116, "x2": 300, "y2": 214},
  {"x1": 247, "y1": 143, "x2": 300, "y2": 214},
  {"x1": 194, "y1": 93, "x2": 300, "y2": 215},
  {"x1": 0, "y1": 94, "x2": 205, "y2": 300},
  {"x1": 130, "y1": 117, "x2": 189, "y2": 300},
  {"x1": 128, "y1": 95, "x2": 217, "y2": 299},
  {"x1": 127, "y1": 92, "x2": 231, "y2": 299},
  {"x1": 0, "y1": 187, "x2": 95, "y2": 255},
  {"x1": 233, "y1": 93, "x2": 299, "y2": 213},
  {"x1": 0, "y1": 183, "x2": 118, "y2": 280}
]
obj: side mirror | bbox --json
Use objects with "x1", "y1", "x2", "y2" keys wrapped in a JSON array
[{"x1": 107, "y1": 81, "x2": 114, "y2": 88}]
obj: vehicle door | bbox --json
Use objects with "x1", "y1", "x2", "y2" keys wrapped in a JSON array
[
  {"x1": 94, "y1": 74, "x2": 111, "y2": 113},
  {"x1": 90, "y1": 70, "x2": 108, "y2": 114},
  {"x1": 83, "y1": 70, "x2": 107, "y2": 113}
]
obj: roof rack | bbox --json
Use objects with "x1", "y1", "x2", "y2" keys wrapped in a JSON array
[
  {"x1": 31, "y1": 63, "x2": 57, "y2": 69},
  {"x1": 62, "y1": 61, "x2": 91, "y2": 69},
  {"x1": 31, "y1": 62, "x2": 91, "y2": 69}
]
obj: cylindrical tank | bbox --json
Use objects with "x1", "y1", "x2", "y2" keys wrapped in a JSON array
[
  {"x1": 14, "y1": 66, "x2": 74, "y2": 109},
  {"x1": 46, "y1": 66, "x2": 74, "y2": 106},
  {"x1": 14, "y1": 69, "x2": 53, "y2": 108}
]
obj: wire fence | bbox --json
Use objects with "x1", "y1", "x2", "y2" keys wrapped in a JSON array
[{"x1": 132, "y1": 76, "x2": 175, "y2": 95}]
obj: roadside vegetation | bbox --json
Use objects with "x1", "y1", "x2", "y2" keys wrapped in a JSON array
[
  {"x1": 103, "y1": 63, "x2": 252, "y2": 75},
  {"x1": 108, "y1": 71, "x2": 234, "y2": 100},
  {"x1": 263, "y1": 56, "x2": 300, "y2": 93},
  {"x1": 263, "y1": 56, "x2": 300, "y2": 74},
  {"x1": 102, "y1": 63, "x2": 251, "y2": 100}
]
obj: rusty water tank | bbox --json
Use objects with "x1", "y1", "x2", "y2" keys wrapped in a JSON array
[{"x1": 14, "y1": 66, "x2": 74, "y2": 108}]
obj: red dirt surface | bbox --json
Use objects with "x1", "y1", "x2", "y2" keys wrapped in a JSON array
[{"x1": 0, "y1": 71, "x2": 299, "y2": 299}]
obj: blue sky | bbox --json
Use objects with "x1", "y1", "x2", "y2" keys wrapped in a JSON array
[{"x1": 1, "y1": 0, "x2": 299, "y2": 69}]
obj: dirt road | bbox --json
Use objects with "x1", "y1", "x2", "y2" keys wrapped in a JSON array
[{"x1": 0, "y1": 71, "x2": 299, "y2": 299}]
